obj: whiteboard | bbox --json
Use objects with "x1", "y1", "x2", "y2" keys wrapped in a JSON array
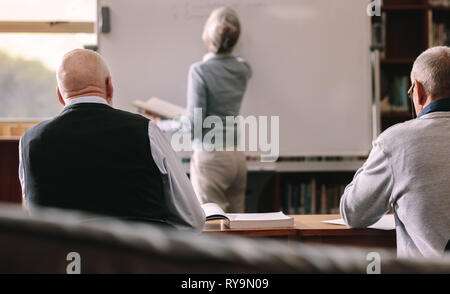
[{"x1": 98, "y1": 0, "x2": 373, "y2": 156}]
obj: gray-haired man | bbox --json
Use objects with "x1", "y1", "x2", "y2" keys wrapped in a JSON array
[{"x1": 340, "y1": 46, "x2": 450, "y2": 258}]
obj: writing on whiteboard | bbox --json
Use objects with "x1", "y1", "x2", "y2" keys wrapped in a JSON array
[{"x1": 170, "y1": 0, "x2": 269, "y2": 21}]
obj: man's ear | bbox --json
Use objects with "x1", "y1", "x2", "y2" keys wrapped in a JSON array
[
  {"x1": 57, "y1": 87, "x2": 65, "y2": 106},
  {"x1": 106, "y1": 76, "x2": 114, "y2": 104},
  {"x1": 415, "y1": 80, "x2": 427, "y2": 107}
]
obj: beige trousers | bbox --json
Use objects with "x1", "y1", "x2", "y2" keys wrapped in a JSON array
[{"x1": 190, "y1": 150, "x2": 247, "y2": 213}]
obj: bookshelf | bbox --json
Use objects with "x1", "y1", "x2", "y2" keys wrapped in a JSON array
[
  {"x1": 374, "y1": 0, "x2": 450, "y2": 131},
  {"x1": 182, "y1": 158, "x2": 364, "y2": 214},
  {"x1": 244, "y1": 160, "x2": 363, "y2": 214}
]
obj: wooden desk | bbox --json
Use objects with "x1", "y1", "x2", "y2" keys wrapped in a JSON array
[
  {"x1": 203, "y1": 214, "x2": 396, "y2": 249},
  {"x1": 292, "y1": 214, "x2": 396, "y2": 248}
]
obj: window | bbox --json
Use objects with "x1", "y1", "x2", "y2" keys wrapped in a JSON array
[{"x1": 0, "y1": 0, "x2": 97, "y2": 119}]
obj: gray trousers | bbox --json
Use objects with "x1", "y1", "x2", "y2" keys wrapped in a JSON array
[{"x1": 190, "y1": 150, "x2": 247, "y2": 213}]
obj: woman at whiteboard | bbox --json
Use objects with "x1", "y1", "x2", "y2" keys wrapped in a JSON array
[{"x1": 187, "y1": 7, "x2": 252, "y2": 213}]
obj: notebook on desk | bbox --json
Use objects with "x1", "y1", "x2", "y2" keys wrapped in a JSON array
[{"x1": 202, "y1": 203, "x2": 294, "y2": 229}]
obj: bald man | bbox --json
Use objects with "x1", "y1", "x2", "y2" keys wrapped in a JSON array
[{"x1": 19, "y1": 49, "x2": 205, "y2": 230}]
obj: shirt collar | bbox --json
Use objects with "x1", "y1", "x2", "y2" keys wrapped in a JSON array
[
  {"x1": 417, "y1": 97, "x2": 450, "y2": 118},
  {"x1": 64, "y1": 96, "x2": 109, "y2": 108}
]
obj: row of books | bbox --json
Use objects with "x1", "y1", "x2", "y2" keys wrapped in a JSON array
[
  {"x1": 429, "y1": 0, "x2": 450, "y2": 7},
  {"x1": 380, "y1": 76, "x2": 410, "y2": 113},
  {"x1": 430, "y1": 21, "x2": 450, "y2": 47},
  {"x1": 371, "y1": 18, "x2": 385, "y2": 59},
  {"x1": 372, "y1": 12, "x2": 449, "y2": 60},
  {"x1": 281, "y1": 179, "x2": 346, "y2": 215}
]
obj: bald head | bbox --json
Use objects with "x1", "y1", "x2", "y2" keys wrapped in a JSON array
[
  {"x1": 411, "y1": 46, "x2": 450, "y2": 100},
  {"x1": 57, "y1": 49, "x2": 113, "y2": 104},
  {"x1": 409, "y1": 46, "x2": 450, "y2": 115}
]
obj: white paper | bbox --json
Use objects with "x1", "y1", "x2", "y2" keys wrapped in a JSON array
[
  {"x1": 226, "y1": 212, "x2": 292, "y2": 221},
  {"x1": 321, "y1": 214, "x2": 395, "y2": 230}
]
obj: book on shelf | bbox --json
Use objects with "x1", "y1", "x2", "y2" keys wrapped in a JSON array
[
  {"x1": 371, "y1": 13, "x2": 386, "y2": 59},
  {"x1": 281, "y1": 180, "x2": 346, "y2": 215},
  {"x1": 299, "y1": 182, "x2": 306, "y2": 214},
  {"x1": 429, "y1": 0, "x2": 450, "y2": 7},
  {"x1": 132, "y1": 97, "x2": 187, "y2": 119},
  {"x1": 320, "y1": 184, "x2": 327, "y2": 214},
  {"x1": 380, "y1": 75, "x2": 410, "y2": 113},
  {"x1": 430, "y1": 21, "x2": 450, "y2": 47},
  {"x1": 283, "y1": 183, "x2": 301, "y2": 214},
  {"x1": 287, "y1": 183, "x2": 294, "y2": 214},
  {"x1": 305, "y1": 181, "x2": 311, "y2": 214},
  {"x1": 310, "y1": 178, "x2": 316, "y2": 214},
  {"x1": 293, "y1": 184, "x2": 300, "y2": 214},
  {"x1": 391, "y1": 76, "x2": 409, "y2": 111},
  {"x1": 201, "y1": 203, "x2": 294, "y2": 229},
  {"x1": 281, "y1": 184, "x2": 287, "y2": 214}
]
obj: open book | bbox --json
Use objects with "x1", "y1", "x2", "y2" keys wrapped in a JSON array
[
  {"x1": 132, "y1": 97, "x2": 187, "y2": 119},
  {"x1": 202, "y1": 203, "x2": 294, "y2": 229}
]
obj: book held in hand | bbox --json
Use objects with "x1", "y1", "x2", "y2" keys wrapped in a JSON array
[
  {"x1": 132, "y1": 97, "x2": 187, "y2": 119},
  {"x1": 201, "y1": 203, "x2": 294, "y2": 229}
]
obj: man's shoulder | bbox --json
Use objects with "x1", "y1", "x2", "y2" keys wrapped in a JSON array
[
  {"x1": 377, "y1": 118, "x2": 418, "y2": 143},
  {"x1": 107, "y1": 107, "x2": 150, "y2": 123},
  {"x1": 22, "y1": 118, "x2": 55, "y2": 141},
  {"x1": 22, "y1": 107, "x2": 150, "y2": 141},
  {"x1": 374, "y1": 117, "x2": 443, "y2": 154}
]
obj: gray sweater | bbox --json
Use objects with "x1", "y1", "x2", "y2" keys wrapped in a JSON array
[
  {"x1": 187, "y1": 54, "x2": 252, "y2": 149},
  {"x1": 340, "y1": 111, "x2": 450, "y2": 258}
]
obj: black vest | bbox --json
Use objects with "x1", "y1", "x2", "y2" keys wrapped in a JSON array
[{"x1": 21, "y1": 103, "x2": 167, "y2": 221}]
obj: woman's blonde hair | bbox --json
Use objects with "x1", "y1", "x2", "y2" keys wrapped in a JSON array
[{"x1": 202, "y1": 7, "x2": 241, "y2": 54}]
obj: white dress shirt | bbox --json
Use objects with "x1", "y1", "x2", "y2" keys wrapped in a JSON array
[{"x1": 19, "y1": 96, "x2": 205, "y2": 231}]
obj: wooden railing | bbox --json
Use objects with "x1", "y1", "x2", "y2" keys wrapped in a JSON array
[{"x1": 0, "y1": 121, "x2": 41, "y2": 137}]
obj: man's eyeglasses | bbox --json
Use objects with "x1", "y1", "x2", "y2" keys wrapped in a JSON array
[{"x1": 408, "y1": 83, "x2": 416, "y2": 119}]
